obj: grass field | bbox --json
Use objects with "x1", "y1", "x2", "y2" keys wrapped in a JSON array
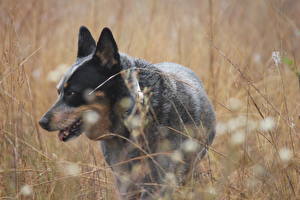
[{"x1": 1, "y1": 0, "x2": 300, "y2": 199}]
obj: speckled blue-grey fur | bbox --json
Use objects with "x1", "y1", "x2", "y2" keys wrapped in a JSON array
[{"x1": 100, "y1": 53, "x2": 216, "y2": 200}]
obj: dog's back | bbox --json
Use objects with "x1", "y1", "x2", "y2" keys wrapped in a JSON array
[{"x1": 154, "y1": 61, "x2": 216, "y2": 143}]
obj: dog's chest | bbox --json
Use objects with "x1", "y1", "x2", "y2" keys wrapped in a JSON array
[{"x1": 99, "y1": 139, "x2": 138, "y2": 169}]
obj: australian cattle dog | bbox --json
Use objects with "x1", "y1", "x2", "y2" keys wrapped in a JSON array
[{"x1": 39, "y1": 26, "x2": 216, "y2": 200}]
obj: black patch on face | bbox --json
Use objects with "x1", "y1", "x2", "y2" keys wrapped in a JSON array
[
  {"x1": 59, "y1": 27, "x2": 125, "y2": 108},
  {"x1": 62, "y1": 60, "x2": 108, "y2": 107}
]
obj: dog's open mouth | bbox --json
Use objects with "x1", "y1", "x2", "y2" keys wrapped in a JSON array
[{"x1": 58, "y1": 118, "x2": 83, "y2": 142}]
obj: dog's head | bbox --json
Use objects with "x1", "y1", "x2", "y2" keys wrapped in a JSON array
[{"x1": 39, "y1": 27, "x2": 122, "y2": 142}]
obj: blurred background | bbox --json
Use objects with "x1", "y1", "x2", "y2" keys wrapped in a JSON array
[{"x1": 1, "y1": 0, "x2": 300, "y2": 199}]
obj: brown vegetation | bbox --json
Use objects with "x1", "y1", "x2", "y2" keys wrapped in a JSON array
[{"x1": 1, "y1": 0, "x2": 300, "y2": 199}]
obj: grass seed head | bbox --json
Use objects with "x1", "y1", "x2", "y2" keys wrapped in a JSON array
[
  {"x1": 20, "y1": 185, "x2": 33, "y2": 196},
  {"x1": 279, "y1": 148, "x2": 293, "y2": 162},
  {"x1": 260, "y1": 117, "x2": 276, "y2": 132}
]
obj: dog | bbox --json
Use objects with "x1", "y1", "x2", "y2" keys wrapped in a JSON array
[{"x1": 39, "y1": 26, "x2": 216, "y2": 200}]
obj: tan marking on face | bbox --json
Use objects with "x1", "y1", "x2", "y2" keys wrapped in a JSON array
[
  {"x1": 81, "y1": 103, "x2": 111, "y2": 140},
  {"x1": 95, "y1": 91, "x2": 105, "y2": 97},
  {"x1": 64, "y1": 82, "x2": 68, "y2": 88},
  {"x1": 46, "y1": 95, "x2": 111, "y2": 136}
]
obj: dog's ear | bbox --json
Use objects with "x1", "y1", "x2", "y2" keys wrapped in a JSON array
[
  {"x1": 77, "y1": 26, "x2": 96, "y2": 58},
  {"x1": 93, "y1": 27, "x2": 120, "y2": 69}
]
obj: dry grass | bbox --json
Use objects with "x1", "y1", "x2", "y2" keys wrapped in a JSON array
[{"x1": 1, "y1": 0, "x2": 300, "y2": 199}]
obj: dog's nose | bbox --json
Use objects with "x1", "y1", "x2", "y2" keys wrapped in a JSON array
[{"x1": 39, "y1": 116, "x2": 51, "y2": 131}]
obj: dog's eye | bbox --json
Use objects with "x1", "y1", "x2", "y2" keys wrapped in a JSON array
[{"x1": 65, "y1": 91, "x2": 76, "y2": 97}]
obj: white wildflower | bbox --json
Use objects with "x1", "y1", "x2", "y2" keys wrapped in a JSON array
[
  {"x1": 227, "y1": 98, "x2": 242, "y2": 111},
  {"x1": 279, "y1": 148, "x2": 292, "y2": 162},
  {"x1": 20, "y1": 184, "x2": 33, "y2": 196},
  {"x1": 83, "y1": 110, "x2": 100, "y2": 125},
  {"x1": 227, "y1": 116, "x2": 247, "y2": 132},
  {"x1": 83, "y1": 89, "x2": 95, "y2": 103},
  {"x1": 32, "y1": 68, "x2": 41, "y2": 79},
  {"x1": 165, "y1": 173, "x2": 177, "y2": 186},
  {"x1": 119, "y1": 174, "x2": 130, "y2": 183},
  {"x1": 61, "y1": 162, "x2": 81, "y2": 176},
  {"x1": 252, "y1": 164, "x2": 266, "y2": 176},
  {"x1": 216, "y1": 122, "x2": 227, "y2": 135},
  {"x1": 52, "y1": 153, "x2": 58, "y2": 159},
  {"x1": 246, "y1": 177, "x2": 259, "y2": 188},
  {"x1": 171, "y1": 150, "x2": 183, "y2": 162},
  {"x1": 272, "y1": 51, "x2": 281, "y2": 66},
  {"x1": 237, "y1": 115, "x2": 247, "y2": 127},
  {"x1": 47, "y1": 64, "x2": 69, "y2": 82},
  {"x1": 47, "y1": 71, "x2": 60, "y2": 82},
  {"x1": 181, "y1": 139, "x2": 199, "y2": 152},
  {"x1": 206, "y1": 186, "x2": 217, "y2": 195},
  {"x1": 230, "y1": 131, "x2": 245, "y2": 145},
  {"x1": 227, "y1": 118, "x2": 240, "y2": 132},
  {"x1": 126, "y1": 116, "x2": 143, "y2": 130},
  {"x1": 119, "y1": 97, "x2": 133, "y2": 110},
  {"x1": 131, "y1": 129, "x2": 141, "y2": 138},
  {"x1": 131, "y1": 164, "x2": 143, "y2": 177},
  {"x1": 260, "y1": 117, "x2": 275, "y2": 132},
  {"x1": 289, "y1": 122, "x2": 295, "y2": 128},
  {"x1": 253, "y1": 53, "x2": 262, "y2": 64}
]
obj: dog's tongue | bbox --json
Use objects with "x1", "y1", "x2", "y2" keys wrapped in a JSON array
[{"x1": 58, "y1": 130, "x2": 67, "y2": 141}]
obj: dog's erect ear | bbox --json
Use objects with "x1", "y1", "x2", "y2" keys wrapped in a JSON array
[
  {"x1": 93, "y1": 27, "x2": 119, "y2": 68},
  {"x1": 77, "y1": 26, "x2": 96, "y2": 58}
]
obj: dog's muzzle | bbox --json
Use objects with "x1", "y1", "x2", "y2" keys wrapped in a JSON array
[{"x1": 39, "y1": 114, "x2": 52, "y2": 131}]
